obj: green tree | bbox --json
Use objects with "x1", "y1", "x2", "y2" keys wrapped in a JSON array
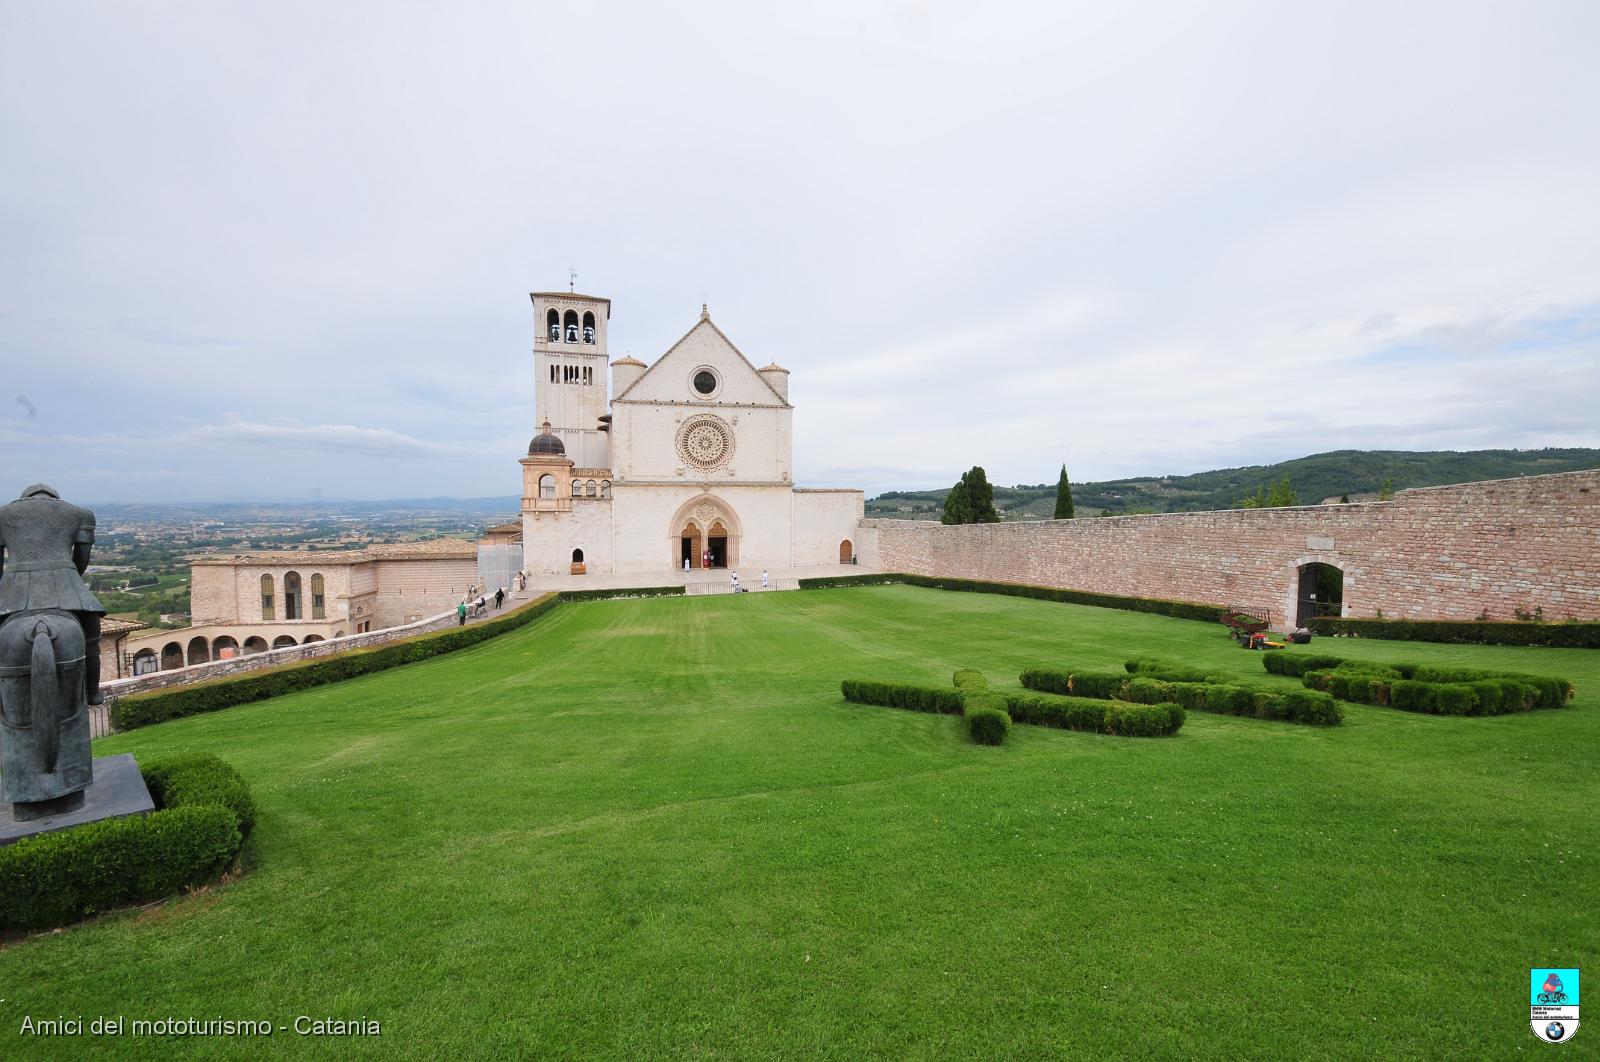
[
  {"x1": 942, "y1": 467, "x2": 1000, "y2": 524},
  {"x1": 940, "y1": 480, "x2": 973, "y2": 525},
  {"x1": 1053, "y1": 464, "x2": 1075, "y2": 519},
  {"x1": 1238, "y1": 477, "x2": 1297, "y2": 509},
  {"x1": 1378, "y1": 476, "x2": 1395, "y2": 500},
  {"x1": 1339, "y1": 494, "x2": 1350, "y2": 504}
]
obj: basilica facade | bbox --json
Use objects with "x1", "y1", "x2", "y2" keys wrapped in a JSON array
[{"x1": 512, "y1": 292, "x2": 862, "y2": 577}]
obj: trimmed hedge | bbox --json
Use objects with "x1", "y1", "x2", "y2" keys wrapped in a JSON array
[
  {"x1": 797, "y1": 574, "x2": 909, "y2": 590},
  {"x1": 1279, "y1": 653, "x2": 1573, "y2": 714},
  {"x1": 840, "y1": 679, "x2": 966, "y2": 715},
  {"x1": 112, "y1": 592, "x2": 565, "y2": 731},
  {"x1": 1001, "y1": 691, "x2": 1184, "y2": 736},
  {"x1": 1307, "y1": 615, "x2": 1600, "y2": 648},
  {"x1": 953, "y1": 668, "x2": 990, "y2": 691},
  {"x1": 1022, "y1": 667, "x2": 1342, "y2": 726},
  {"x1": 962, "y1": 693, "x2": 1011, "y2": 745},
  {"x1": 1124, "y1": 659, "x2": 1218, "y2": 683},
  {"x1": 0, "y1": 754, "x2": 253, "y2": 932},
  {"x1": 1262, "y1": 652, "x2": 1349, "y2": 678}
]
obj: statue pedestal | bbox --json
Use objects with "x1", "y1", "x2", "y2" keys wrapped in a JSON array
[{"x1": 0, "y1": 754, "x2": 154, "y2": 847}]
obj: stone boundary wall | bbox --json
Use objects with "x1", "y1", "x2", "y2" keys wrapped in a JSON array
[
  {"x1": 101, "y1": 608, "x2": 459, "y2": 700},
  {"x1": 855, "y1": 469, "x2": 1600, "y2": 626}
]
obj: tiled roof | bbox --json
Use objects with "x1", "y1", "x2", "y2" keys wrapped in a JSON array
[{"x1": 192, "y1": 538, "x2": 478, "y2": 566}]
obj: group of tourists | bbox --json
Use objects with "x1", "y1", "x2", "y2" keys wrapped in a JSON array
[{"x1": 455, "y1": 571, "x2": 527, "y2": 626}]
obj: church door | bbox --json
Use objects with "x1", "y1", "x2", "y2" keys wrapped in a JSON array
[
  {"x1": 708, "y1": 521, "x2": 729, "y2": 568},
  {"x1": 680, "y1": 523, "x2": 702, "y2": 569}
]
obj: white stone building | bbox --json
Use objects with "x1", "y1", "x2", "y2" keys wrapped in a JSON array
[{"x1": 514, "y1": 292, "x2": 862, "y2": 577}]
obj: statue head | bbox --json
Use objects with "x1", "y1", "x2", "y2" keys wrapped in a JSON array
[{"x1": 19, "y1": 484, "x2": 60, "y2": 500}]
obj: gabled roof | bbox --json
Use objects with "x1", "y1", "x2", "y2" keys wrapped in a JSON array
[{"x1": 615, "y1": 309, "x2": 788, "y2": 405}]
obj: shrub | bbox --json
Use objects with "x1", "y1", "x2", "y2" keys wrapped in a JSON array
[
  {"x1": 112, "y1": 593, "x2": 565, "y2": 731},
  {"x1": 1124, "y1": 659, "x2": 1216, "y2": 683},
  {"x1": 1125, "y1": 677, "x2": 1171, "y2": 704},
  {"x1": 1307, "y1": 616, "x2": 1600, "y2": 648},
  {"x1": 1023, "y1": 668, "x2": 1338, "y2": 725},
  {"x1": 1001, "y1": 692, "x2": 1110, "y2": 732},
  {"x1": 140, "y1": 754, "x2": 257, "y2": 838},
  {"x1": 1307, "y1": 661, "x2": 1569, "y2": 715},
  {"x1": 840, "y1": 680, "x2": 965, "y2": 715},
  {"x1": 962, "y1": 694, "x2": 1011, "y2": 745},
  {"x1": 1104, "y1": 702, "x2": 1185, "y2": 737},
  {"x1": 797, "y1": 574, "x2": 909, "y2": 590},
  {"x1": 0, "y1": 754, "x2": 254, "y2": 932},
  {"x1": 952, "y1": 669, "x2": 990, "y2": 692},
  {"x1": 1279, "y1": 689, "x2": 1343, "y2": 726},
  {"x1": 1262, "y1": 653, "x2": 1348, "y2": 677},
  {"x1": 1410, "y1": 665, "x2": 1572, "y2": 708}
]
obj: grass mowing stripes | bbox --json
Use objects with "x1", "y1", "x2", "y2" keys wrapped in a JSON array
[{"x1": 0, "y1": 585, "x2": 1593, "y2": 1058}]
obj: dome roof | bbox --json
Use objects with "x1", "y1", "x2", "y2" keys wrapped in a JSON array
[
  {"x1": 527, "y1": 420, "x2": 567, "y2": 457},
  {"x1": 759, "y1": 362, "x2": 789, "y2": 373},
  {"x1": 611, "y1": 356, "x2": 647, "y2": 368}
]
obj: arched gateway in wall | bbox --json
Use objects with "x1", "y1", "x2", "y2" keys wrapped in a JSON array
[{"x1": 668, "y1": 494, "x2": 742, "y2": 570}]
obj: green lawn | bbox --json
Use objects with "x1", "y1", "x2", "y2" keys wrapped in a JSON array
[{"x1": 1, "y1": 585, "x2": 1594, "y2": 1059}]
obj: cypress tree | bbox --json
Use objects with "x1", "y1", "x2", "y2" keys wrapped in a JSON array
[
  {"x1": 1378, "y1": 476, "x2": 1395, "y2": 501},
  {"x1": 1054, "y1": 464, "x2": 1075, "y2": 519},
  {"x1": 961, "y1": 466, "x2": 1001, "y2": 523},
  {"x1": 941, "y1": 480, "x2": 973, "y2": 525}
]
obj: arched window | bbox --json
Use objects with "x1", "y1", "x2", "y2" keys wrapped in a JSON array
[
  {"x1": 260, "y1": 574, "x2": 275, "y2": 620},
  {"x1": 132, "y1": 648, "x2": 158, "y2": 675},
  {"x1": 564, "y1": 309, "x2": 579, "y2": 343},
  {"x1": 272, "y1": 635, "x2": 298, "y2": 650},
  {"x1": 311, "y1": 573, "x2": 326, "y2": 619},
  {"x1": 547, "y1": 308, "x2": 560, "y2": 341},
  {"x1": 550, "y1": 364, "x2": 558, "y2": 383},
  {"x1": 600, "y1": 480, "x2": 611, "y2": 498},
  {"x1": 242, "y1": 636, "x2": 269, "y2": 656},
  {"x1": 284, "y1": 571, "x2": 302, "y2": 620},
  {"x1": 586, "y1": 480, "x2": 597, "y2": 497},
  {"x1": 539, "y1": 474, "x2": 555, "y2": 499},
  {"x1": 571, "y1": 480, "x2": 582, "y2": 498},
  {"x1": 572, "y1": 548, "x2": 584, "y2": 563},
  {"x1": 582, "y1": 311, "x2": 596, "y2": 344}
]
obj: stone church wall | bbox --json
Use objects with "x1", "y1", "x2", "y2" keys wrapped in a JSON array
[
  {"x1": 857, "y1": 469, "x2": 1600, "y2": 624},
  {"x1": 792, "y1": 489, "x2": 866, "y2": 567}
]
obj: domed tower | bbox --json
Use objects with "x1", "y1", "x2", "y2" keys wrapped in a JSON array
[
  {"x1": 758, "y1": 361, "x2": 790, "y2": 401},
  {"x1": 611, "y1": 354, "x2": 647, "y2": 397},
  {"x1": 520, "y1": 421, "x2": 574, "y2": 514}
]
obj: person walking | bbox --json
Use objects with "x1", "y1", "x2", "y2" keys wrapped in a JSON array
[
  {"x1": 761, "y1": 569, "x2": 769, "y2": 590},
  {"x1": 456, "y1": 600, "x2": 467, "y2": 626},
  {"x1": 494, "y1": 587, "x2": 505, "y2": 610}
]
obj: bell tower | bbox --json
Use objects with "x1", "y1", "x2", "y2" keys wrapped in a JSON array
[{"x1": 532, "y1": 290, "x2": 612, "y2": 469}]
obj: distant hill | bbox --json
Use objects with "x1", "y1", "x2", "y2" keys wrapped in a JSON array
[{"x1": 865, "y1": 448, "x2": 1600, "y2": 520}]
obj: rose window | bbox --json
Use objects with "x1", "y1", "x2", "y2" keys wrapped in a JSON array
[{"x1": 676, "y1": 416, "x2": 734, "y2": 470}]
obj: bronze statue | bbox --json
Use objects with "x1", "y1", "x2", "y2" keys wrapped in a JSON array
[{"x1": 0, "y1": 484, "x2": 104, "y2": 817}]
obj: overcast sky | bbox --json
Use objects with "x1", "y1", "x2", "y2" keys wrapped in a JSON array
[{"x1": 2, "y1": 1, "x2": 1597, "y2": 503}]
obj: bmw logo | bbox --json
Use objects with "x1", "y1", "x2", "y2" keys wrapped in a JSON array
[{"x1": 1546, "y1": 1021, "x2": 1566, "y2": 1041}]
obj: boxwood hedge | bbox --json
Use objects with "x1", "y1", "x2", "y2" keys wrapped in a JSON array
[
  {"x1": 962, "y1": 693, "x2": 1012, "y2": 745},
  {"x1": 1278, "y1": 654, "x2": 1572, "y2": 714},
  {"x1": 1307, "y1": 615, "x2": 1600, "y2": 648},
  {"x1": 1021, "y1": 667, "x2": 1342, "y2": 726},
  {"x1": 0, "y1": 753, "x2": 253, "y2": 932},
  {"x1": 840, "y1": 679, "x2": 966, "y2": 715}
]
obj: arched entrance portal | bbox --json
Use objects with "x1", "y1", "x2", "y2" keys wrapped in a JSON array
[
  {"x1": 839, "y1": 539, "x2": 853, "y2": 564},
  {"x1": 1295, "y1": 562, "x2": 1344, "y2": 627},
  {"x1": 668, "y1": 495, "x2": 742, "y2": 570},
  {"x1": 679, "y1": 522, "x2": 703, "y2": 570}
]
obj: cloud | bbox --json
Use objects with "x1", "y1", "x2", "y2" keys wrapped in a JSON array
[{"x1": 1, "y1": 1, "x2": 1598, "y2": 501}]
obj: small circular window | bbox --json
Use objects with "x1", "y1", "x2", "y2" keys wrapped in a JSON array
[{"x1": 692, "y1": 369, "x2": 718, "y2": 396}]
